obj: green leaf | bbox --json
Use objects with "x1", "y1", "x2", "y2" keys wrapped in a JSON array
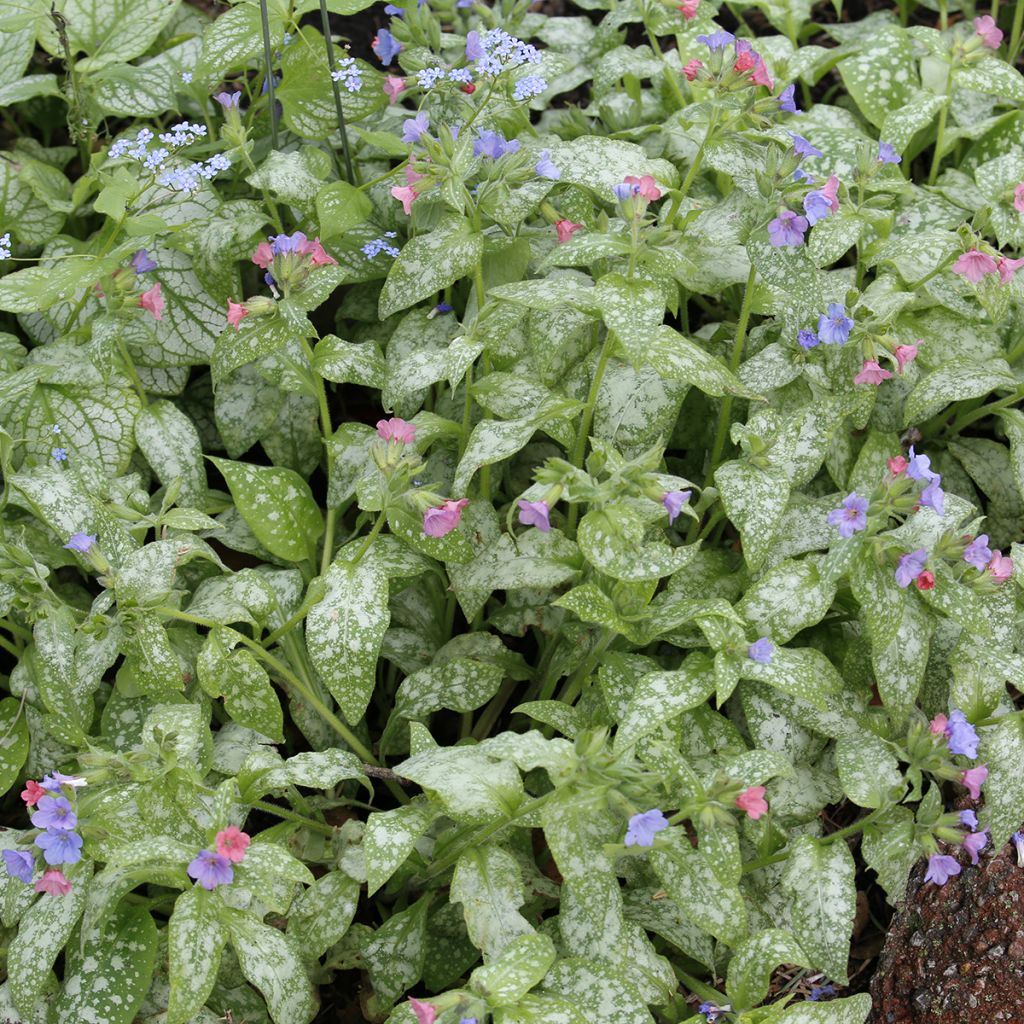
[
  {"x1": 167, "y1": 887, "x2": 227, "y2": 1024},
  {"x1": 861, "y1": 805, "x2": 918, "y2": 904},
  {"x1": 647, "y1": 326, "x2": 759, "y2": 398},
  {"x1": 783, "y1": 837, "x2": 856, "y2": 982},
  {"x1": 451, "y1": 846, "x2": 534, "y2": 959},
  {"x1": 197, "y1": 631, "x2": 283, "y2": 742},
  {"x1": 288, "y1": 869, "x2": 361, "y2": 957},
  {"x1": 316, "y1": 181, "x2": 374, "y2": 239},
  {"x1": 313, "y1": 334, "x2": 386, "y2": 388},
  {"x1": 0, "y1": 697, "x2": 30, "y2": 796},
  {"x1": 837, "y1": 26, "x2": 916, "y2": 128},
  {"x1": 616, "y1": 654, "x2": 717, "y2": 749},
  {"x1": 957, "y1": 60, "x2": 1024, "y2": 102},
  {"x1": 224, "y1": 909, "x2": 317, "y2": 1024},
  {"x1": 547, "y1": 136, "x2": 677, "y2": 196},
  {"x1": 135, "y1": 400, "x2": 207, "y2": 509},
  {"x1": 980, "y1": 714, "x2": 1024, "y2": 847},
  {"x1": 365, "y1": 800, "x2": 440, "y2": 896},
  {"x1": 715, "y1": 461, "x2": 790, "y2": 570},
  {"x1": 726, "y1": 928, "x2": 809, "y2": 1010},
  {"x1": 361, "y1": 896, "x2": 429, "y2": 1007},
  {"x1": 739, "y1": 647, "x2": 841, "y2": 710},
  {"x1": 772, "y1": 993, "x2": 872, "y2": 1023},
  {"x1": 578, "y1": 505, "x2": 700, "y2": 582},
  {"x1": 737, "y1": 557, "x2": 837, "y2": 644},
  {"x1": 197, "y1": 2, "x2": 284, "y2": 83},
  {"x1": 209, "y1": 457, "x2": 323, "y2": 564},
  {"x1": 470, "y1": 933, "x2": 555, "y2": 1004},
  {"x1": 239, "y1": 748, "x2": 366, "y2": 800},
  {"x1": 903, "y1": 360, "x2": 1017, "y2": 426},
  {"x1": 541, "y1": 958, "x2": 653, "y2": 1024},
  {"x1": 835, "y1": 732, "x2": 904, "y2": 808},
  {"x1": 379, "y1": 216, "x2": 484, "y2": 319},
  {"x1": 8, "y1": 861, "x2": 89, "y2": 1015},
  {"x1": 305, "y1": 553, "x2": 389, "y2": 724},
  {"x1": 212, "y1": 317, "x2": 298, "y2": 386},
  {"x1": 55, "y1": 903, "x2": 157, "y2": 1024}
]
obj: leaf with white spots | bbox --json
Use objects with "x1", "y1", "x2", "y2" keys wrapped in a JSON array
[
  {"x1": 197, "y1": 1, "x2": 284, "y2": 83},
  {"x1": 837, "y1": 26, "x2": 917, "y2": 128},
  {"x1": 738, "y1": 557, "x2": 837, "y2": 644},
  {"x1": 210, "y1": 457, "x2": 323, "y2": 564},
  {"x1": 541, "y1": 958, "x2": 653, "y2": 1024},
  {"x1": 715, "y1": 461, "x2": 790, "y2": 571},
  {"x1": 739, "y1": 646, "x2": 841, "y2": 710},
  {"x1": 238, "y1": 748, "x2": 367, "y2": 801},
  {"x1": 360, "y1": 896, "x2": 429, "y2": 1008},
  {"x1": 726, "y1": 928, "x2": 809, "y2": 1011},
  {"x1": 835, "y1": 732, "x2": 904, "y2": 809},
  {"x1": 957, "y1": 60, "x2": 1024, "y2": 103},
  {"x1": 197, "y1": 631, "x2": 283, "y2": 742},
  {"x1": 578, "y1": 505, "x2": 700, "y2": 582},
  {"x1": 224, "y1": 909, "x2": 317, "y2": 1024},
  {"x1": 167, "y1": 886, "x2": 227, "y2": 1024},
  {"x1": 379, "y1": 216, "x2": 484, "y2": 320},
  {"x1": 135, "y1": 400, "x2": 207, "y2": 509},
  {"x1": 451, "y1": 846, "x2": 535, "y2": 959},
  {"x1": 305, "y1": 553, "x2": 389, "y2": 724},
  {"x1": 646, "y1": 326, "x2": 759, "y2": 398},
  {"x1": 783, "y1": 837, "x2": 856, "y2": 982},
  {"x1": 288, "y1": 870, "x2": 361, "y2": 957},
  {"x1": 470, "y1": 933, "x2": 556, "y2": 1003},
  {"x1": 547, "y1": 136, "x2": 677, "y2": 196},
  {"x1": 980, "y1": 715, "x2": 1024, "y2": 847},
  {"x1": 903, "y1": 359, "x2": 1017, "y2": 427},
  {"x1": 0, "y1": 697, "x2": 29, "y2": 796},
  {"x1": 313, "y1": 334, "x2": 386, "y2": 388},
  {"x1": 861, "y1": 806, "x2": 918, "y2": 904},
  {"x1": 773, "y1": 993, "x2": 872, "y2": 1023},
  {"x1": 365, "y1": 800, "x2": 439, "y2": 896}
]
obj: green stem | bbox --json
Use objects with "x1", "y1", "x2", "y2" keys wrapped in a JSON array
[
  {"x1": 471, "y1": 678, "x2": 518, "y2": 741},
  {"x1": 938, "y1": 0, "x2": 948, "y2": 29},
  {"x1": 943, "y1": 385, "x2": 1024, "y2": 436},
  {"x1": 320, "y1": 507, "x2": 337, "y2": 576},
  {"x1": 928, "y1": 69, "x2": 953, "y2": 186},
  {"x1": 566, "y1": 323, "x2": 611, "y2": 536},
  {"x1": 664, "y1": 116, "x2": 715, "y2": 224},
  {"x1": 1006, "y1": 336, "x2": 1024, "y2": 364},
  {"x1": 0, "y1": 634, "x2": 20, "y2": 658},
  {"x1": 299, "y1": 336, "x2": 332, "y2": 440},
  {"x1": 250, "y1": 798, "x2": 336, "y2": 835},
  {"x1": 1011, "y1": 0, "x2": 1024, "y2": 58},
  {"x1": 349, "y1": 512, "x2": 386, "y2": 566},
  {"x1": 554, "y1": 629, "x2": 614, "y2": 706},
  {"x1": 645, "y1": 25, "x2": 687, "y2": 111},
  {"x1": 317, "y1": 0, "x2": 356, "y2": 184},
  {"x1": 2, "y1": 619, "x2": 33, "y2": 644},
  {"x1": 240, "y1": 149, "x2": 285, "y2": 233},
  {"x1": 706, "y1": 264, "x2": 757, "y2": 476},
  {"x1": 258, "y1": 0, "x2": 280, "y2": 150},
  {"x1": 115, "y1": 333, "x2": 148, "y2": 407}
]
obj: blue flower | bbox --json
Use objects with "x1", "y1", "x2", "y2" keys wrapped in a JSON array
[
  {"x1": 778, "y1": 84, "x2": 802, "y2": 114},
  {"x1": 402, "y1": 111, "x2": 430, "y2": 143},
  {"x1": 52, "y1": 447, "x2": 68, "y2": 462},
  {"x1": 797, "y1": 329, "x2": 819, "y2": 350},
  {"x1": 768, "y1": 210, "x2": 807, "y2": 247},
  {"x1": 919, "y1": 478, "x2": 945, "y2": 516},
  {"x1": 474, "y1": 129, "x2": 519, "y2": 159},
  {"x1": 30, "y1": 796, "x2": 77, "y2": 831},
  {"x1": 963, "y1": 534, "x2": 992, "y2": 570},
  {"x1": 513, "y1": 75, "x2": 548, "y2": 101},
  {"x1": 878, "y1": 141, "x2": 901, "y2": 164},
  {"x1": 372, "y1": 28, "x2": 402, "y2": 65},
  {"x1": 448, "y1": 67, "x2": 473, "y2": 84},
  {"x1": 418, "y1": 67, "x2": 446, "y2": 89},
  {"x1": 697, "y1": 30, "x2": 736, "y2": 51},
  {"x1": 827, "y1": 492, "x2": 869, "y2": 538},
  {"x1": 960, "y1": 809, "x2": 978, "y2": 829},
  {"x1": 947, "y1": 709, "x2": 980, "y2": 759},
  {"x1": 790, "y1": 133, "x2": 823, "y2": 159},
  {"x1": 817, "y1": 303, "x2": 853, "y2": 345},
  {"x1": 748, "y1": 638, "x2": 774, "y2": 663},
  {"x1": 131, "y1": 248, "x2": 157, "y2": 274},
  {"x1": 3, "y1": 849, "x2": 34, "y2": 884},
  {"x1": 793, "y1": 167, "x2": 813, "y2": 183},
  {"x1": 63, "y1": 533, "x2": 97, "y2": 554},
  {"x1": 624, "y1": 809, "x2": 669, "y2": 847},
  {"x1": 809, "y1": 985, "x2": 836, "y2": 1001},
  {"x1": 465, "y1": 30, "x2": 483, "y2": 61},
  {"x1": 535, "y1": 149, "x2": 560, "y2": 180},
  {"x1": 895, "y1": 548, "x2": 928, "y2": 588},
  {"x1": 34, "y1": 828, "x2": 83, "y2": 866},
  {"x1": 803, "y1": 190, "x2": 831, "y2": 225},
  {"x1": 906, "y1": 446, "x2": 936, "y2": 482}
]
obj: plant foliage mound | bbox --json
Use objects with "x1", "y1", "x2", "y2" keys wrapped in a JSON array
[{"x1": 0, "y1": 0, "x2": 1023, "y2": 1021}]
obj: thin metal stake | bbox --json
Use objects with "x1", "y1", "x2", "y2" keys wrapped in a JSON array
[
  {"x1": 318, "y1": 0, "x2": 356, "y2": 184},
  {"x1": 258, "y1": 0, "x2": 280, "y2": 150}
]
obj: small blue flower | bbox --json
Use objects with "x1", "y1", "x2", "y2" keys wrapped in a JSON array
[
  {"x1": 697, "y1": 30, "x2": 736, "y2": 51},
  {"x1": 624, "y1": 809, "x2": 669, "y2": 847},
  {"x1": 790, "y1": 133, "x2": 823, "y2": 159},
  {"x1": 535, "y1": 149, "x2": 560, "y2": 180},
  {"x1": 613, "y1": 181, "x2": 637, "y2": 202},
  {"x1": 960, "y1": 809, "x2": 978, "y2": 829},
  {"x1": 402, "y1": 111, "x2": 430, "y2": 143},
  {"x1": 797, "y1": 329, "x2": 819, "y2": 350},
  {"x1": 906, "y1": 446, "x2": 936, "y2": 482},
  {"x1": 3, "y1": 849, "x2": 34, "y2": 884},
  {"x1": 817, "y1": 303, "x2": 853, "y2": 345},
  {"x1": 878, "y1": 141, "x2": 901, "y2": 165},
  {"x1": 372, "y1": 27, "x2": 402, "y2": 65},
  {"x1": 181, "y1": 71, "x2": 193, "y2": 84},
  {"x1": 63, "y1": 533, "x2": 97, "y2": 554},
  {"x1": 778, "y1": 84, "x2": 802, "y2": 114},
  {"x1": 418, "y1": 67, "x2": 447, "y2": 89},
  {"x1": 803, "y1": 190, "x2": 831, "y2": 225},
  {"x1": 34, "y1": 828, "x2": 83, "y2": 866},
  {"x1": 809, "y1": 984, "x2": 836, "y2": 1001},
  {"x1": 448, "y1": 67, "x2": 473, "y2": 84},
  {"x1": 51, "y1": 447, "x2": 68, "y2": 462},
  {"x1": 748, "y1": 638, "x2": 774, "y2": 664},
  {"x1": 474, "y1": 129, "x2": 519, "y2": 160},
  {"x1": 793, "y1": 167, "x2": 814, "y2": 184},
  {"x1": 947, "y1": 709, "x2": 980, "y2": 758},
  {"x1": 513, "y1": 74, "x2": 548, "y2": 101},
  {"x1": 919, "y1": 478, "x2": 945, "y2": 516}
]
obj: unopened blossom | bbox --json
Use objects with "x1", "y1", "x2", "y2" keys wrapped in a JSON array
[
  {"x1": 1015, "y1": 183, "x2": 1024, "y2": 213},
  {"x1": 854, "y1": 360, "x2": 892, "y2": 385},
  {"x1": 34, "y1": 869, "x2": 72, "y2": 896},
  {"x1": 662, "y1": 489, "x2": 692, "y2": 524},
  {"x1": 3, "y1": 849, "x2": 34, "y2": 884},
  {"x1": 35, "y1": 828, "x2": 83, "y2": 865},
  {"x1": 613, "y1": 182, "x2": 636, "y2": 202},
  {"x1": 768, "y1": 210, "x2": 807, "y2": 247},
  {"x1": 952, "y1": 249, "x2": 998, "y2": 283},
  {"x1": 187, "y1": 849, "x2": 233, "y2": 889},
  {"x1": 214, "y1": 91, "x2": 241, "y2": 110},
  {"x1": 915, "y1": 570, "x2": 935, "y2": 590},
  {"x1": 678, "y1": 0, "x2": 698, "y2": 17},
  {"x1": 821, "y1": 174, "x2": 840, "y2": 213},
  {"x1": 963, "y1": 534, "x2": 993, "y2": 571},
  {"x1": 790, "y1": 133, "x2": 823, "y2": 159},
  {"x1": 894, "y1": 344, "x2": 918, "y2": 372},
  {"x1": 963, "y1": 831, "x2": 988, "y2": 865},
  {"x1": 63, "y1": 533, "x2": 97, "y2": 553},
  {"x1": 377, "y1": 418, "x2": 416, "y2": 443},
  {"x1": 798, "y1": 329, "x2": 819, "y2": 350},
  {"x1": 778, "y1": 84, "x2": 801, "y2": 113},
  {"x1": 383, "y1": 75, "x2": 406, "y2": 103},
  {"x1": 747, "y1": 638, "x2": 774, "y2": 664},
  {"x1": 733, "y1": 48, "x2": 756, "y2": 73},
  {"x1": 535, "y1": 150, "x2": 560, "y2": 180},
  {"x1": 215, "y1": 826, "x2": 251, "y2": 864},
  {"x1": 987, "y1": 550, "x2": 1013, "y2": 582},
  {"x1": 925, "y1": 853, "x2": 961, "y2": 886},
  {"x1": 997, "y1": 256, "x2": 1024, "y2": 283},
  {"x1": 682, "y1": 59, "x2": 703, "y2": 80},
  {"x1": 227, "y1": 299, "x2": 249, "y2": 329},
  {"x1": 961, "y1": 765, "x2": 988, "y2": 801},
  {"x1": 402, "y1": 112, "x2": 430, "y2": 144},
  {"x1": 803, "y1": 190, "x2": 831, "y2": 225},
  {"x1": 555, "y1": 220, "x2": 583, "y2": 243},
  {"x1": 888, "y1": 455, "x2": 908, "y2": 476},
  {"x1": 138, "y1": 282, "x2": 164, "y2": 321},
  {"x1": 391, "y1": 185, "x2": 418, "y2": 216},
  {"x1": 827, "y1": 492, "x2": 868, "y2": 538},
  {"x1": 750, "y1": 57, "x2": 773, "y2": 89},
  {"x1": 624, "y1": 809, "x2": 669, "y2": 847},
  {"x1": 895, "y1": 549, "x2": 928, "y2": 588},
  {"x1": 974, "y1": 15, "x2": 1004, "y2": 48},
  {"x1": 624, "y1": 175, "x2": 661, "y2": 201},
  {"x1": 409, "y1": 998, "x2": 437, "y2": 1024},
  {"x1": 930, "y1": 713, "x2": 948, "y2": 735},
  {"x1": 877, "y1": 141, "x2": 901, "y2": 165},
  {"x1": 42, "y1": 772, "x2": 86, "y2": 790},
  {"x1": 423, "y1": 498, "x2": 469, "y2": 537},
  {"x1": 517, "y1": 500, "x2": 551, "y2": 532},
  {"x1": 736, "y1": 786, "x2": 769, "y2": 820},
  {"x1": 1012, "y1": 832, "x2": 1024, "y2": 867},
  {"x1": 21, "y1": 780, "x2": 46, "y2": 806},
  {"x1": 30, "y1": 796, "x2": 77, "y2": 831},
  {"x1": 817, "y1": 303, "x2": 853, "y2": 345},
  {"x1": 372, "y1": 28, "x2": 402, "y2": 65}
]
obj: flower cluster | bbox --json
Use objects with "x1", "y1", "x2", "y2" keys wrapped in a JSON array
[
  {"x1": 694, "y1": 29, "x2": 773, "y2": 90},
  {"x1": 108, "y1": 123, "x2": 228, "y2": 193},
  {"x1": 362, "y1": 232, "x2": 400, "y2": 260},
  {"x1": 251, "y1": 231, "x2": 337, "y2": 293},
  {"x1": 953, "y1": 247, "x2": 1024, "y2": 286},
  {"x1": 3, "y1": 772, "x2": 89, "y2": 897},
  {"x1": 0, "y1": 231, "x2": 10, "y2": 260},
  {"x1": 467, "y1": 28, "x2": 542, "y2": 78},
  {"x1": 187, "y1": 826, "x2": 251, "y2": 889},
  {"x1": 330, "y1": 56, "x2": 362, "y2": 92}
]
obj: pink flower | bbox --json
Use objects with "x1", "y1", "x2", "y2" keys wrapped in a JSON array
[
  {"x1": 929, "y1": 713, "x2": 949, "y2": 735},
  {"x1": 555, "y1": 219, "x2": 583, "y2": 243},
  {"x1": 1015, "y1": 183, "x2": 1024, "y2": 213},
  {"x1": 682, "y1": 59, "x2": 703, "y2": 81},
  {"x1": 750, "y1": 57, "x2": 774, "y2": 89},
  {"x1": 854, "y1": 360, "x2": 892, "y2": 385},
  {"x1": 963, "y1": 831, "x2": 988, "y2": 865},
  {"x1": 821, "y1": 175, "x2": 840, "y2": 214},
  {"x1": 391, "y1": 185, "x2": 418, "y2": 216},
  {"x1": 34, "y1": 869, "x2": 72, "y2": 896},
  {"x1": 997, "y1": 256, "x2": 1024, "y2": 283},
  {"x1": 383, "y1": 75, "x2": 406, "y2": 104},
  {"x1": 887, "y1": 455, "x2": 909, "y2": 476},
  {"x1": 961, "y1": 765, "x2": 988, "y2": 801},
  {"x1": 21, "y1": 780, "x2": 46, "y2": 806},
  {"x1": 251, "y1": 240, "x2": 275, "y2": 269},
  {"x1": 299, "y1": 237, "x2": 337, "y2": 267},
  {"x1": 915, "y1": 569, "x2": 935, "y2": 591},
  {"x1": 736, "y1": 786, "x2": 769, "y2": 820},
  {"x1": 517, "y1": 500, "x2": 551, "y2": 532},
  {"x1": 733, "y1": 51, "x2": 755, "y2": 73},
  {"x1": 677, "y1": 0, "x2": 698, "y2": 17},
  {"x1": 405, "y1": 164, "x2": 425, "y2": 186},
  {"x1": 215, "y1": 826, "x2": 251, "y2": 864},
  {"x1": 974, "y1": 15, "x2": 1004, "y2": 48},
  {"x1": 623, "y1": 175, "x2": 661, "y2": 201},
  {"x1": 894, "y1": 344, "x2": 918, "y2": 373},
  {"x1": 952, "y1": 249, "x2": 998, "y2": 283},
  {"x1": 227, "y1": 299, "x2": 249, "y2": 330},
  {"x1": 987, "y1": 550, "x2": 1013, "y2": 582},
  {"x1": 422, "y1": 498, "x2": 469, "y2": 537},
  {"x1": 408, "y1": 999, "x2": 437, "y2": 1024},
  {"x1": 377, "y1": 417, "x2": 416, "y2": 443},
  {"x1": 138, "y1": 282, "x2": 164, "y2": 321}
]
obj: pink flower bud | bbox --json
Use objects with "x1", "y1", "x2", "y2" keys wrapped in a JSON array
[
  {"x1": 227, "y1": 299, "x2": 249, "y2": 330},
  {"x1": 555, "y1": 219, "x2": 584, "y2": 243},
  {"x1": 677, "y1": 0, "x2": 699, "y2": 17},
  {"x1": 408, "y1": 999, "x2": 437, "y2": 1024},
  {"x1": 893, "y1": 344, "x2": 918, "y2": 373},
  {"x1": 34, "y1": 869, "x2": 72, "y2": 896},
  {"x1": 929, "y1": 713, "x2": 949, "y2": 735},
  {"x1": 251, "y1": 240, "x2": 275, "y2": 269},
  {"x1": 821, "y1": 175, "x2": 840, "y2": 214},
  {"x1": 376, "y1": 417, "x2": 416, "y2": 444},
  {"x1": 736, "y1": 786, "x2": 769, "y2": 820},
  {"x1": 682, "y1": 59, "x2": 703, "y2": 81},
  {"x1": 887, "y1": 455, "x2": 909, "y2": 476},
  {"x1": 138, "y1": 282, "x2": 164, "y2": 321},
  {"x1": 423, "y1": 498, "x2": 469, "y2": 537},
  {"x1": 391, "y1": 185, "x2": 418, "y2": 216}
]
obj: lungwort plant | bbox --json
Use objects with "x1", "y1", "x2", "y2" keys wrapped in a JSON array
[{"x1": 0, "y1": 0, "x2": 1023, "y2": 1021}]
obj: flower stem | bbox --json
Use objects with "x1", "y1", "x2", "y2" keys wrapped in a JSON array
[
  {"x1": 645, "y1": 25, "x2": 688, "y2": 111},
  {"x1": 942, "y1": 385, "x2": 1024, "y2": 436},
  {"x1": 258, "y1": 0, "x2": 280, "y2": 150},
  {"x1": 664, "y1": 116, "x2": 716, "y2": 225},
  {"x1": 928, "y1": 68, "x2": 953, "y2": 186},
  {"x1": 706, "y1": 263, "x2": 757, "y2": 477},
  {"x1": 348, "y1": 512, "x2": 386, "y2": 567},
  {"x1": 566, "y1": 323, "x2": 611, "y2": 536},
  {"x1": 1011, "y1": 0, "x2": 1024, "y2": 57},
  {"x1": 249, "y1": 798, "x2": 336, "y2": 835},
  {"x1": 318, "y1": 0, "x2": 356, "y2": 184}
]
